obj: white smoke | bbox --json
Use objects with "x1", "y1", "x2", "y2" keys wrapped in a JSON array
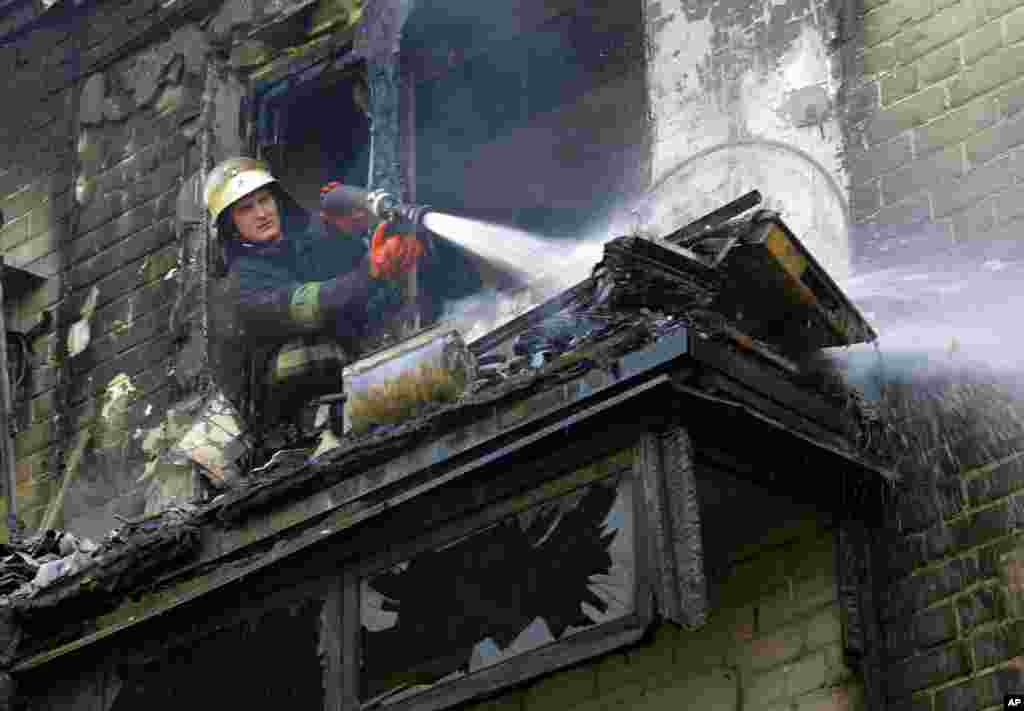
[
  {"x1": 434, "y1": 210, "x2": 621, "y2": 344},
  {"x1": 840, "y1": 257, "x2": 1024, "y2": 375}
]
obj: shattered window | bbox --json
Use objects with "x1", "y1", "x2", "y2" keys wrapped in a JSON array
[{"x1": 358, "y1": 470, "x2": 635, "y2": 706}]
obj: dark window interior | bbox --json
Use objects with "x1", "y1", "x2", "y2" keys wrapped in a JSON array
[
  {"x1": 358, "y1": 472, "x2": 635, "y2": 706},
  {"x1": 108, "y1": 598, "x2": 325, "y2": 710},
  {"x1": 255, "y1": 68, "x2": 372, "y2": 216}
]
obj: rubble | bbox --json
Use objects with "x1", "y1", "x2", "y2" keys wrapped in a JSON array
[
  {"x1": 0, "y1": 556, "x2": 36, "y2": 596},
  {"x1": 167, "y1": 391, "x2": 250, "y2": 488},
  {"x1": 0, "y1": 204, "x2": 888, "y2": 673},
  {"x1": 0, "y1": 507, "x2": 199, "y2": 618},
  {"x1": 0, "y1": 532, "x2": 100, "y2": 599},
  {"x1": 512, "y1": 313, "x2": 605, "y2": 363}
]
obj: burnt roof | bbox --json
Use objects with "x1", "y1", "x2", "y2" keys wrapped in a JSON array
[{"x1": 7, "y1": 207, "x2": 894, "y2": 670}]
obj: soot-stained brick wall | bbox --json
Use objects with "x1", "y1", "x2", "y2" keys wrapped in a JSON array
[
  {"x1": 0, "y1": 0, "x2": 364, "y2": 540},
  {"x1": 836, "y1": 0, "x2": 1024, "y2": 706},
  {"x1": 0, "y1": 2, "x2": 199, "y2": 538},
  {"x1": 2, "y1": 0, "x2": 653, "y2": 540},
  {"x1": 848, "y1": 365, "x2": 1024, "y2": 711}
]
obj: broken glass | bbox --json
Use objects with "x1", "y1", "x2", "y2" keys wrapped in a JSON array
[{"x1": 358, "y1": 472, "x2": 634, "y2": 705}]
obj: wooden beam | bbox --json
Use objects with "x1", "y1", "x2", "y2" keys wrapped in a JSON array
[
  {"x1": 637, "y1": 426, "x2": 708, "y2": 628},
  {"x1": 321, "y1": 577, "x2": 344, "y2": 711}
]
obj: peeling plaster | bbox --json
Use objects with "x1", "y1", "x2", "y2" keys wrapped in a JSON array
[
  {"x1": 137, "y1": 412, "x2": 194, "y2": 513},
  {"x1": 643, "y1": 0, "x2": 851, "y2": 279},
  {"x1": 75, "y1": 174, "x2": 94, "y2": 206},
  {"x1": 101, "y1": 374, "x2": 138, "y2": 422},
  {"x1": 78, "y1": 24, "x2": 208, "y2": 129},
  {"x1": 647, "y1": 10, "x2": 722, "y2": 179},
  {"x1": 68, "y1": 286, "x2": 100, "y2": 358},
  {"x1": 740, "y1": 22, "x2": 839, "y2": 162},
  {"x1": 212, "y1": 71, "x2": 245, "y2": 162},
  {"x1": 80, "y1": 74, "x2": 107, "y2": 125}
]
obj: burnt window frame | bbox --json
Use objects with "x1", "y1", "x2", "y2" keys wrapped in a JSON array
[
  {"x1": 246, "y1": 53, "x2": 374, "y2": 201},
  {"x1": 334, "y1": 442, "x2": 656, "y2": 711},
  {"x1": 222, "y1": 48, "x2": 376, "y2": 433}
]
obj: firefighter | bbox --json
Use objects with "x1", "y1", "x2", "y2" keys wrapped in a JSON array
[{"x1": 203, "y1": 157, "x2": 423, "y2": 434}]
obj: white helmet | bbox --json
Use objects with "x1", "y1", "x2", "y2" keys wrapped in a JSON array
[{"x1": 203, "y1": 157, "x2": 278, "y2": 225}]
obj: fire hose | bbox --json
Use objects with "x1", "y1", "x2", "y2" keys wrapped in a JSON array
[{"x1": 320, "y1": 183, "x2": 433, "y2": 233}]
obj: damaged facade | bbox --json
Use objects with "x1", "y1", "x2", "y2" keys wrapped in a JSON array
[{"x1": 1, "y1": 0, "x2": 1024, "y2": 709}]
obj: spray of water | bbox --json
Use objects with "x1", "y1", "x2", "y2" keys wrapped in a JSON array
[
  {"x1": 422, "y1": 211, "x2": 610, "y2": 340},
  {"x1": 430, "y1": 201, "x2": 1024, "y2": 490},
  {"x1": 820, "y1": 241, "x2": 1024, "y2": 495},
  {"x1": 839, "y1": 256, "x2": 1024, "y2": 373},
  {"x1": 421, "y1": 212, "x2": 604, "y2": 287}
]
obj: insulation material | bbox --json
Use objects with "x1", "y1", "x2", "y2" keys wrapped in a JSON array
[{"x1": 344, "y1": 327, "x2": 476, "y2": 434}]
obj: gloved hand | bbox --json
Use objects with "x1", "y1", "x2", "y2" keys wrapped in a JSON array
[{"x1": 369, "y1": 221, "x2": 424, "y2": 280}]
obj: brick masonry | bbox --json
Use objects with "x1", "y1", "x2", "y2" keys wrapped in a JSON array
[
  {"x1": 4, "y1": 0, "x2": 1024, "y2": 706},
  {"x1": 841, "y1": 0, "x2": 1024, "y2": 706},
  {"x1": 873, "y1": 411, "x2": 1024, "y2": 711},
  {"x1": 0, "y1": 9, "x2": 203, "y2": 535},
  {"x1": 846, "y1": 0, "x2": 1024, "y2": 267},
  {"x1": 0, "y1": 0, "x2": 360, "y2": 538}
]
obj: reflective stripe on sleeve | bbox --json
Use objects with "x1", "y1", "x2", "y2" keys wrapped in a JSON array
[{"x1": 289, "y1": 282, "x2": 322, "y2": 324}]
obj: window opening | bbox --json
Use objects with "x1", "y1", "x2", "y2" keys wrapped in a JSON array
[
  {"x1": 108, "y1": 597, "x2": 326, "y2": 711},
  {"x1": 232, "y1": 58, "x2": 392, "y2": 449},
  {"x1": 355, "y1": 467, "x2": 637, "y2": 707},
  {"x1": 254, "y1": 63, "x2": 372, "y2": 215}
]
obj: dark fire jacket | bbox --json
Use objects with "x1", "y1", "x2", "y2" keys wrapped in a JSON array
[
  {"x1": 224, "y1": 201, "x2": 403, "y2": 426},
  {"x1": 227, "y1": 206, "x2": 401, "y2": 351}
]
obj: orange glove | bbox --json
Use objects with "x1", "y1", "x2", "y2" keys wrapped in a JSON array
[{"x1": 369, "y1": 222, "x2": 424, "y2": 280}]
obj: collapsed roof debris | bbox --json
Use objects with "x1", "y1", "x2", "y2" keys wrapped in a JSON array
[
  {"x1": 2, "y1": 510, "x2": 198, "y2": 622},
  {"x1": 0, "y1": 533, "x2": 99, "y2": 598},
  {"x1": 209, "y1": 209, "x2": 884, "y2": 524},
  {"x1": 0, "y1": 199, "x2": 894, "y2": 671}
]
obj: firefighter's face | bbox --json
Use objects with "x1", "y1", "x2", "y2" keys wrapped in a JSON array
[{"x1": 231, "y1": 188, "x2": 282, "y2": 243}]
